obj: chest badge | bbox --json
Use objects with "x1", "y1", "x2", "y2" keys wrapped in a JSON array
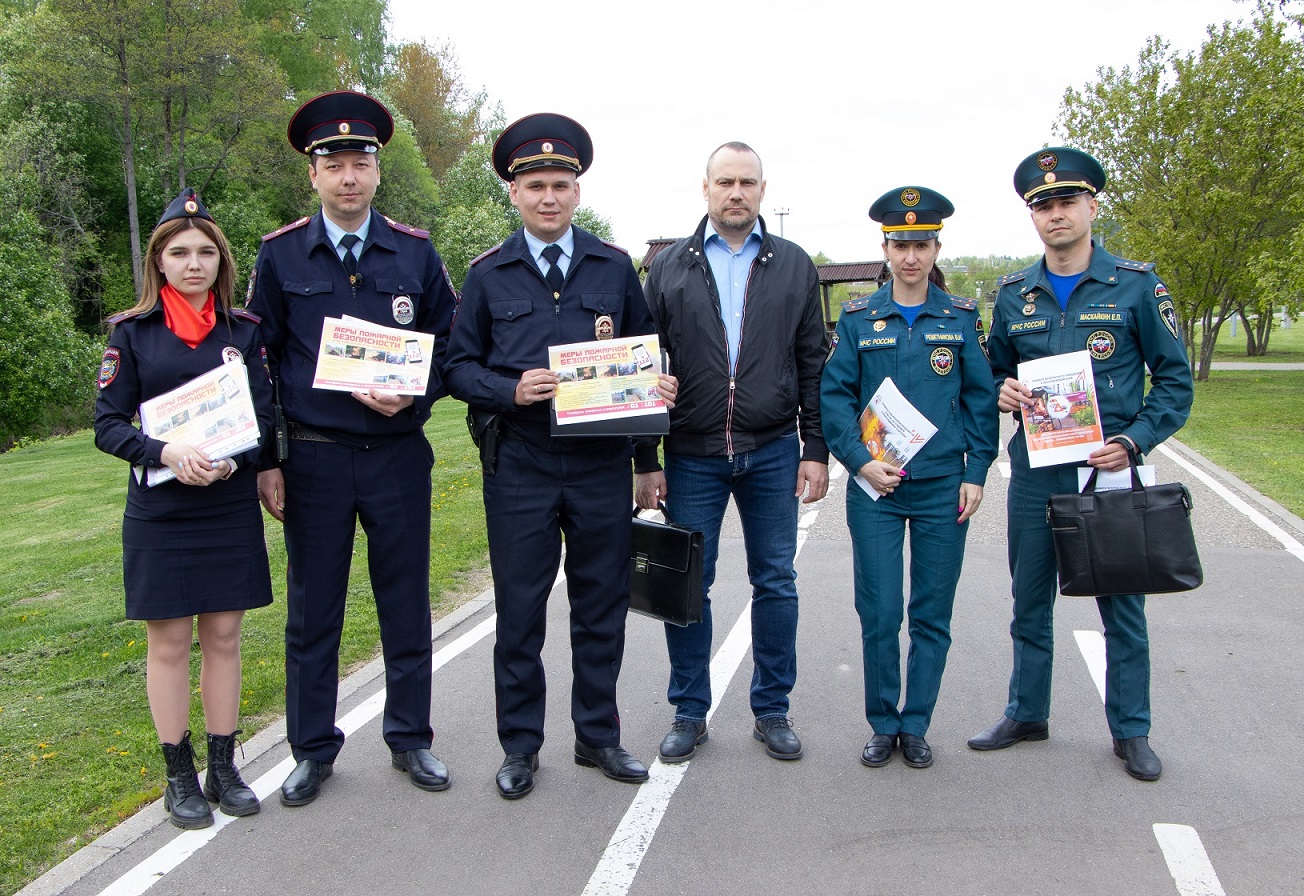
[
  {"x1": 221, "y1": 346, "x2": 244, "y2": 365},
  {"x1": 929, "y1": 346, "x2": 955, "y2": 376},
  {"x1": 873, "y1": 319, "x2": 887, "y2": 332},
  {"x1": 1022, "y1": 302, "x2": 1038, "y2": 317},
  {"x1": 1087, "y1": 330, "x2": 1116, "y2": 359},
  {"x1": 594, "y1": 314, "x2": 614, "y2": 340},
  {"x1": 392, "y1": 296, "x2": 414, "y2": 325}
]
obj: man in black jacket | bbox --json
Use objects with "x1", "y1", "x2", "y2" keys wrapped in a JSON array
[{"x1": 635, "y1": 142, "x2": 828, "y2": 763}]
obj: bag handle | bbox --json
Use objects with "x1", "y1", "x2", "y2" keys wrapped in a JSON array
[
  {"x1": 1079, "y1": 448, "x2": 1147, "y2": 508},
  {"x1": 633, "y1": 501, "x2": 678, "y2": 526}
]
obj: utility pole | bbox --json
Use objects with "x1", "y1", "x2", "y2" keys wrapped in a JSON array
[{"x1": 775, "y1": 208, "x2": 789, "y2": 238}]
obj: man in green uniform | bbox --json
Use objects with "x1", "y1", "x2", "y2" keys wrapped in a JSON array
[{"x1": 968, "y1": 147, "x2": 1194, "y2": 781}]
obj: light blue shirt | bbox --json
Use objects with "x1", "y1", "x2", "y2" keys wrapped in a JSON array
[
  {"x1": 524, "y1": 227, "x2": 575, "y2": 279},
  {"x1": 321, "y1": 213, "x2": 372, "y2": 263},
  {"x1": 704, "y1": 219, "x2": 762, "y2": 373},
  {"x1": 1046, "y1": 269, "x2": 1085, "y2": 311}
]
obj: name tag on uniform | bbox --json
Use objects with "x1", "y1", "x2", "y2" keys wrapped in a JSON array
[
  {"x1": 1077, "y1": 311, "x2": 1126, "y2": 325},
  {"x1": 924, "y1": 333, "x2": 964, "y2": 344},
  {"x1": 858, "y1": 336, "x2": 898, "y2": 349},
  {"x1": 1008, "y1": 319, "x2": 1049, "y2": 334}
]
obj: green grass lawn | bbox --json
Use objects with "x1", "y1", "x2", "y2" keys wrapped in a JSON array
[
  {"x1": 0, "y1": 399, "x2": 487, "y2": 895},
  {"x1": 1179, "y1": 369, "x2": 1304, "y2": 517},
  {"x1": 1200, "y1": 317, "x2": 1304, "y2": 363}
]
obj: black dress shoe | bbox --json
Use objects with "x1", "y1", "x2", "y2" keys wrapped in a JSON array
[
  {"x1": 496, "y1": 753, "x2": 539, "y2": 799},
  {"x1": 279, "y1": 759, "x2": 333, "y2": 807},
  {"x1": 753, "y1": 717, "x2": 803, "y2": 760},
  {"x1": 658, "y1": 719, "x2": 708, "y2": 763},
  {"x1": 392, "y1": 748, "x2": 451, "y2": 792},
  {"x1": 860, "y1": 734, "x2": 895, "y2": 768},
  {"x1": 574, "y1": 741, "x2": 649, "y2": 783},
  {"x1": 966, "y1": 716, "x2": 1049, "y2": 751},
  {"x1": 1113, "y1": 736, "x2": 1162, "y2": 781},
  {"x1": 899, "y1": 733, "x2": 934, "y2": 768}
]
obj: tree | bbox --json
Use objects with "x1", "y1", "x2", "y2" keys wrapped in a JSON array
[
  {"x1": 385, "y1": 40, "x2": 484, "y2": 180},
  {"x1": 1058, "y1": 2, "x2": 1304, "y2": 379},
  {"x1": 241, "y1": 0, "x2": 387, "y2": 94}
]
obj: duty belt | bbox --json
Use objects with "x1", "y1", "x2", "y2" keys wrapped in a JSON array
[{"x1": 286, "y1": 421, "x2": 335, "y2": 443}]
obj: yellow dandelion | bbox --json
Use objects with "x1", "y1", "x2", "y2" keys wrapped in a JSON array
[
  {"x1": 102, "y1": 652, "x2": 110, "y2": 658},
  {"x1": 127, "y1": 640, "x2": 135, "y2": 647}
]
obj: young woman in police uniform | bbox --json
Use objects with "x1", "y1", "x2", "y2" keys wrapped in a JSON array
[
  {"x1": 820, "y1": 187, "x2": 998, "y2": 770},
  {"x1": 94, "y1": 189, "x2": 273, "y2": 828}
]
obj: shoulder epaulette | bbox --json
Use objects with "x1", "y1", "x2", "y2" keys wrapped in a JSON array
[
  {"x1": 106, "y1": 309, "x2": 139, "y2": 325},
  {"x1": 841, "y1": 296, "x2": 871, "y2": 314},
  {"x1": 384, "y1": 216, "x2": 430, "y2": 239},
  {"x1": 1115, "y1": 257, "x2": 1156, "y2": 273},
  {"x1": 949, "y1": 295, "x2": 977, "y2": 311},
  {"x1": 262, "y1": 217, "x2": 310, "y2": 241},
  {"x1": 469, "y1": 243, "x2": 503, "y2": 266},
  {"x1": 997, "y1": 270, "x2": 1027, "y2": 287},
  {"x1": 228, "y1": 307, "x2": 262, "y2": 324},
  {"x1": 601, "y1": 239, "x2": 630, "y2": 256}
]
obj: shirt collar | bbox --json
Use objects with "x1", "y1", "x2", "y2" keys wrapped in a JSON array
[
  {"x1": 321, "y1": 211, "x2": 372, "y2": 250},
  {"x1": 523, "y1": 226, "x2": 575, "y2": 264},
  {"x1": 704, "y1": 218, "x2": 762, "y2": 253}
]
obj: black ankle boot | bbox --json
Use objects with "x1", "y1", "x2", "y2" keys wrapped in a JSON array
[
  {"x1": 203, "y1": 730, "x2": 260, "y2": 816},
  {"x1": 161, "y1": 730, "x2": 214, "y2": 829}
]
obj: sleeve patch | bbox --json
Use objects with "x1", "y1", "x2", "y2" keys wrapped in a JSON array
[{"x1": 98, "y1": 347, "x2": 121, "y2": 389}]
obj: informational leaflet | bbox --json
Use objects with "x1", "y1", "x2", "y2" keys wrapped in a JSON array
[
  {"x1": 854, "y1": 376, "x2": 937, "y2": 501},
  {"x1": 547, "y1": 335, "x2": 667, "y2": 431},
  {"x1": 1017, "y1": 350, "x2": 1105, "y2": 468},
  {"x1": 136, "y1": 361, "x2": 259, "y2": 487},
  {"x1": 312, "y1": 316, "x2": 434, "y2": 395}
]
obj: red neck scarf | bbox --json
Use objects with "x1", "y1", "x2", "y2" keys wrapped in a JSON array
[{"x1": 160, "y1": 284, "x2": 216, "y2": 349}]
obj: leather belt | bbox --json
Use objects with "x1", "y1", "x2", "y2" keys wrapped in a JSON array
[{"x1": 287, "y1": 421, "x2": 335, "y2": 443}]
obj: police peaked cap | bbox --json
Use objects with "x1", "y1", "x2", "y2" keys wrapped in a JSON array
[
  {"x1": 869, "y1": 186, "x2": 954, "y2": 241},
  {"x1": 288, "y1": 90, "x2": 394, "y2": 156},
  {"x1": 1014, "y1": 146, "x2": 1106, "y2": 205},
  {"x1": 156, "y1": 187, "x2": 214, "y2": 228},
  {"x1": 493, "y1": 113, "x2": 593, "y2": 181}
]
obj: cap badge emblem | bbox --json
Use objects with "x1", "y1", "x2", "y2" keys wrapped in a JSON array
[
  {"x1": 542, "y1": 142, "x2": 553, "y2": 153},
  {"x1": 184, "y1": 199, "x2": 198, "y2": 214},
  {"x1": 901, "y1": 188, "x2": 920, "y2": 207},
  {"x1": 905, "y1": 211, "x2": 917, "y2": 225},
  {"x1": 1038, "y1": 152, "x2": 1058, "y2": 171}
]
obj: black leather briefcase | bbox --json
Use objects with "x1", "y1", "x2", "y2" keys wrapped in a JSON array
[
  {"x1": 1047, "y1": 459, "x2": 1203, "y2": 596},
  {"x1": 629, "y1": 505, "x2": 703, "y2": 627}
]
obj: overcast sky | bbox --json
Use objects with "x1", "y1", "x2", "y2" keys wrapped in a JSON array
[{"x1": 388, "y1": 0, "x2": 1252, "y2": 262}]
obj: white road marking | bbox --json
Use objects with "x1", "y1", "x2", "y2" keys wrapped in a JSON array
[
  {"x1": 1073, "y1": 630, "x2": 1107, "y2": 702},
  {"x1": 1154, "y1": 824, "x2": 1227, "y2": 896},
  {"x1": 582, "y1": 508, "x2": 821, "y2": 896},
  {"x1": 1156, "y1": 443, "x2": 1304, "y2": 565},
  {"x1": 998, "y1": 461, "x2": 1011, "y2": 479},
  {"x1": 96, "y1": 615, "x2": 499, "y2": 896}
]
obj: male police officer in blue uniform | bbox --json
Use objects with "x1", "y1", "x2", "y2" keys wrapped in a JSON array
[
  {"x1": 443, "y1": 113, "x2": 676, "y2": 799},
  {"x1": 968, "y1": 148, "x2": 1193, "y2": 781},
  {"x1": 249, "y1": 91, "x2": 458, "y2": 805}
]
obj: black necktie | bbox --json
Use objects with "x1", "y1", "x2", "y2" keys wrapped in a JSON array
[
  {"x1": 339, "y1": 233, "x2": 361, "y2": 285},
  {"x1": 542, "y1": 244, "x2": 564, "y2": 296}
]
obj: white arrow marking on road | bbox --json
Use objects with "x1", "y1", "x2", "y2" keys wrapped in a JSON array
[
  {"x1": 1154, "y1": 824, "x2": 1228, "y2": 896},
  {"x1": 1073, "y1": 630, "x2": 1107, "y2": 702}
]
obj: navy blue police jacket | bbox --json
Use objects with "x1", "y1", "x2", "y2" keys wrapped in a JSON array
[
  {"x1": 987, "y1": 242, "x2": 1193, "y2": 469},
  {"x1": 443, "y1": 225, "x2": 656, "y2": 452},
  {"x1": 94, "y1": 304, "x2": 273, "y2": 520},
  {"x1": 246, "y1": 209, "x2": 457, "y2": 461},
  {"x1": 821, "y1": 282, "x2": 998, "y2": 484}
]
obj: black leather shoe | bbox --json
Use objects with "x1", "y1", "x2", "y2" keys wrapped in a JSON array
[
  {"x1": 966, "y1": 716, "x2": 1049, "y2": 751},
  {"x1": 658, "y1": 719, "x2": 708, "y2": 763},
  {"x1": 496, "y1": 753, "x2": 539, "y2": 799},
  {"x1": 753, "y1": 717, "x2": 803, "y2": 760},
  {"x1": 574, "y1": 741, "x2": 649, "y2": 783},
  {"x1": 279, "y1": 759, "x2": 332, "y2": 807},
  {"x1": 392, "y1": 748, "x2": 451, "y2": 792},
  {"x1": 899, "y1": 733, "x2": 934, "y2": 768},
  {"x1": 1113, "y1": 736, "x2": 1162, "y2": 781},
  {"x1": 860, "y1": 734, "x2": 895, "y2": 768}
]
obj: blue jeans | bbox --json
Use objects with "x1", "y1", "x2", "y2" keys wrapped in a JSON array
[{"x1": 663, "y1": 432, "x2": 800, "y2": 721}]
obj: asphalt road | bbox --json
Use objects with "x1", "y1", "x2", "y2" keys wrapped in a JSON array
[{"x1": 22, "y1": 421, "x2": 1304, "y2": 896}]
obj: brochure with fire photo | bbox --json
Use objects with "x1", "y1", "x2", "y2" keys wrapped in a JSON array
[
  {"x1": 1017, "y1": 350, "x2": 1105, "y2": 468},
  {"x1": 854, "y1": 377, "x2": 937, "y2": 501}
]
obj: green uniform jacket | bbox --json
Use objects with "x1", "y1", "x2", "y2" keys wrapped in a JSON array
[
  {"x1": 821, "y1": 282, "x2": 998, "y2": 485},
  {"x1": 988, "y1": 242, "x2": 1194, "y2": 467}
]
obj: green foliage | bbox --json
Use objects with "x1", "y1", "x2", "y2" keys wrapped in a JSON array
[
  {"x1": 385, "y1": 39, "x2": 484, "y2": 181},
  {"x1": 574, "y1": 206, "x2": 615, "y2": 242},
  {"x1": 373, "y1": 104, "x2": 441, "y2": 231},
  {"x1": 240, "y1": 0, "x2": 388, "y2": 94},
  {"x1": 1058, "y1": 2, "x2": 1304, "y2": 377}
]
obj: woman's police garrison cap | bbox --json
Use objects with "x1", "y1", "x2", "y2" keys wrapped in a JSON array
[
  {"x1": 1014, "y1": 147, "x2": 1106, "y2": 205},
  {"x1": 869, "y1": 186, "x2": 954, "y2": 241},
  {"x1": 156, "y1": 187, "x2": 214, "y2": 228},
  {"x1": 492, "y1": 113, "x2": 594, "y2": 181},
  {"x1": 288, "y1": 91, "x2": 394, "y2": 156}
]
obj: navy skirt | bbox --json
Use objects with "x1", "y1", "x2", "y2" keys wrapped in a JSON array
[{"x1": 122, "y1": 503, "x2": 274, "y2": 620}]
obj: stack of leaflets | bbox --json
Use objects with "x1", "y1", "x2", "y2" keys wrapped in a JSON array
[{"x1": 136, "y1": 361, "x2": 259, "y2": 487}]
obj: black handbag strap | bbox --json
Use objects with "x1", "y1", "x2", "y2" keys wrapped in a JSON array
[{"x1": 1079, "y1": 452, "x2": 1148, "y2": 509}]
